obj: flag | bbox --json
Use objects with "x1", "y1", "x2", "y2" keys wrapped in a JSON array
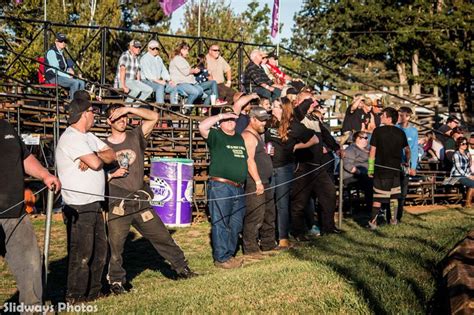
[
  {"x1": 159, "y1": 0, "x2": 187, "y2": 16},
  {"x1": 271, "y1": 0, "x2": 279, "y2": 38}
]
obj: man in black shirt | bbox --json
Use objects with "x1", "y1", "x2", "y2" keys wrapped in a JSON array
[
  {"x1": 104, "y1": 105, "x2": 197, "y2": 295},
  {"x1": 341, "y1": 95, "x2": 374, "y2": 144},
  {"x1": 243, "y1": 50, "x2": 282, "y2": 101},
  {"x1": 436, "y1": 116, "x2": 460, "y2": 146},
  {"x1": 368, "y1": 107, "x2": 410, "y2": 229},
  {"x1": 0, "y1": 119, "x2": 60, "y2": 307}
]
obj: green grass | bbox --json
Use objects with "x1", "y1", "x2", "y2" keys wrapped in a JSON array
[{"x1": 1, "y1": 207, "x2": 473, "y2": 313}]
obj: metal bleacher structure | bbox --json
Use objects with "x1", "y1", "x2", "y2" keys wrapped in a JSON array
[{"x1": 0, "y1": 16, "x2": 466, "y2": 215}]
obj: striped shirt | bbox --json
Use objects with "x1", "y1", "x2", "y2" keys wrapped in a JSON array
[{"x1": 450, "y1": 151, "x2": 472, "y2": 177}]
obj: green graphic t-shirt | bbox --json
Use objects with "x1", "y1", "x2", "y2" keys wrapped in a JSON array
[{"x1": 206, "y1": 128, "x2": 248, "y2": 184}]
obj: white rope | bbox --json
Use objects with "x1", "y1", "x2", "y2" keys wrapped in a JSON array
[{"x1": 0, "y1": 186, "x2": 48, "y2": 215}]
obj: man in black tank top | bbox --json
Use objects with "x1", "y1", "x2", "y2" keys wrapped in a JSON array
[{"x1": 241, "y1": 107, "x2": 278, "y2": 257}]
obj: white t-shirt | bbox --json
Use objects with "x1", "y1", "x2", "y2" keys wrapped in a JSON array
[
  {"x1": 469, "y1": 147, "x2": 474, "y2": 173},
  {"x1": 56, "y1": 126, "x2": 107, "y2": 205}
]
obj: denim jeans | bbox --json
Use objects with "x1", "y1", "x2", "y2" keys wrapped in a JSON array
[
  {"x1": 63, "y1": 202, "x2": 107, "y2": 300},
  {"x1": 199, "y1": 80, "x2": 219, "y2": 105},
  {"x1": 176, "y1": 83, "x2": 203, "y2": 105},
  {"x1": 270, "y1": 163, "x2": 295, "y2": 239},
  {"x1": 253, "y1": 86, "x2": 281, "y2": 101},
  {"x1": 107, "y1": 201, "x2": 187, "y2": 284},
  {"x1": 208, "y1": 181, "x2": 246, "y2": 262},
  {"x1": 142, "y1": 80, "x2": 179, "y2": 104},
  {"x1": 48, "y1": 75, "x2": 85, "y2": 100},
  {"x1": 0, "y1": 215, "x2": 42, "y2": 306},
  {"x1": 122, "y1": 79, "x2": 153, "y2": 103}
]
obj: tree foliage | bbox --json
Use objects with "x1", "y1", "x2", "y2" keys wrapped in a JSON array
[{"x1": 292, "y1": 0, "x2": 473, "y2": 109}]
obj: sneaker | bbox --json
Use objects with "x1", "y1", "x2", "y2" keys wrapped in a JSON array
[
  {"x1": 214, "y1": 257, "x2": 243, "y2": 269},
  {"x1": 110, "y1": 282, "x2": 126, "y2": 295},
  {"x1": 309, "y1": 225, "x2": 321, "y2": 236},
  {"x1": 367, "y1": 220, "x2": 378, "y2": 230},
  {"x1": 176, "y1": 266, "x2": 198, "y2": 280}
]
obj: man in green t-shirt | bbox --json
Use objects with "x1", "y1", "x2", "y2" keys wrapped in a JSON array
[{"x1": 199, "y1": 108, "x2": 248, "y2": 269}]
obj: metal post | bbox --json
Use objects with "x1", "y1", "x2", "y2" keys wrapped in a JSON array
[
  {"x1": 338, "y1": 158, "x2": 344, "y2": 229},
  {"x1": 43, "y1": 187, "x2": 55, "y2": 290},
  {"x1": 238, "y1": 43, "x2": 243, "y2": 91},
  {"x1": 43, "y1": 22, "x2": 49, "y2": 57},
  {"x1": 55, "y1": 72, "x2": 60, "y2": 150},
  {"x1": 188, "y1": 118, "x2": 193, "y2": 159},
  {"x1": 100, "y1": 27, "x2": 107, "y2": 85}
]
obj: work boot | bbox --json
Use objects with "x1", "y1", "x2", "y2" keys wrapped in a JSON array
[
  {"x1": 110, "y1": 282, "x2": 126, "y2": 295},
  {"x1": 176, "y1": 266, "x2": 198, "y2": 279},
  {"x1": 214, "y1": 257, "x2": 243, "y2": 269}
]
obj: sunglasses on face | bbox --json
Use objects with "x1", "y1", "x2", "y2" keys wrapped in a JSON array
[
  {"x1": 461, "y1": 142, "x2": 468, "y2": 145},
  {"x1": 151, "y1": 47, "x2": 159, "y2": 51},
  {"x1": 211, "y1": 49, "x2": 220, "y2": 52},
  {"x1": 359, "y1": 136, "x2": 369, "y2": 140}
]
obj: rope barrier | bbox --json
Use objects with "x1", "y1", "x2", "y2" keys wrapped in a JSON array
[{"x1": 0, "y1": 186, "x2": 48, "y2": 216}]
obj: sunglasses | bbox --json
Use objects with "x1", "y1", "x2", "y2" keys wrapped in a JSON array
[
  {"x1": 359, "y1": 136, "x2": 369, "y2": 140},
  {"x1": 211, "y1": 49, "x2": 220, "y2": 52},
  {"x1": 460, "y1": 142, "x2": 468, "y2": 145},
  {"x1": 151, "y1": 47, "x2": 159, "y2": 51}
]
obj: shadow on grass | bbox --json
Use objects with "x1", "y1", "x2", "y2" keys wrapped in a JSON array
[{"x1": 289, "y1": 211, "x2": 472, "y2": 314}]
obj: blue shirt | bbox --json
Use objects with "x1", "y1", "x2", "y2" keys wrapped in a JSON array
[
  {"x1": 140, "y1": 52, "x2": 171, "y2": 82},
  {"x1": 46, "y1": 48, "x2": 71, "y2": 78},
  {"x1": 397, "y1": 124, "x2": 418, "y2": 169}
]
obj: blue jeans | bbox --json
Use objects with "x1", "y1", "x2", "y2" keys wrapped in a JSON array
[
  {"x1": 122, "y1": 79, "x2": 153, "y2": 103},
  {"x1": 199, "y1": 80, "x2": 219, "y2": 105},
  {"x1": 49, "y1": 75, "x2": 85, "y2": 100},
  {"x1": 176, "y1": 83, "x2": 203, "y2": 105},
  {"x1": 270, "y1": 163, "x2": 295, "y2": 239},
  {"x1": 142, "y1": 80, "x2": 179, "y2": 104},
  {"x1": 458, "y1": 176, "x2": 474, "y2": 188},
  {"x1": 208, "y1": 181, "x2": 246, "y2": 262}
]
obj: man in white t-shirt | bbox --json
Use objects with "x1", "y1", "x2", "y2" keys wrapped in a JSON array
[{"x1": 56, "y1": 98, "x2": 115, "y2": 304}]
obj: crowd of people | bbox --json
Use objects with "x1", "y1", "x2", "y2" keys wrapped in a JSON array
[{"x1": 2, "y1": 34, "x2": 473, "y2": 307}]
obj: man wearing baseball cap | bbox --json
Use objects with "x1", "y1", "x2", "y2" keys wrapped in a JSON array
[
  {"x1": 241, "y1": 107, "x2": 278, "y2": 257},
  {"x1": 45, "y1": 32, "x2": 85, "y2": 100},
  {"x1": 140, "y1": 40, "x2": 179, "y2": 105},
  {"x1": 114, "y1": 39, "x2": 153, "y2": 104},
  {"x1": 56, "y1": 98, "x2": 116, "y2": 303}
]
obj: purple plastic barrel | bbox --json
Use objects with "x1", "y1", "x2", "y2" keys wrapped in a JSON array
[{"x1": 149, "y1": 158, "x2": 193, "y2": 227}]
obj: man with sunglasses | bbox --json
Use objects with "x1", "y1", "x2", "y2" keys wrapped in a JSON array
[
  {"x1": 206, "y1": 44, "x2": 235, "y2": 103},
  {"x1": 45, "y1": 33, "x2": 85, "y2": 100},
  {"x1": 437, "y1": 116, "x2": 460, "y2": 146},
  {"x1": 56, "y1": 98, "x2": 116, "y2": 303},
  {"x1": 140, "y1": 40, "x2": 179, "y2": 105},
  {"x1": 104, "y1": 104, "x2": 197, "y2": 295}
]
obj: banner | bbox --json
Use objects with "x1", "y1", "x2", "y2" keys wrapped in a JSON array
[
  {"x1": 159, "y1": 0, "x2": 187, "y2": 16},
  {"x1": 271, "y1": 0, "x2": 279, "y2": 38}
]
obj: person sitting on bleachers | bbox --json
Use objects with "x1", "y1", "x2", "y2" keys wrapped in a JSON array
[
  {"x1": 469, "y1": 133, "x2": 474, "y2": 174},
  {"x1": 243, "y1": 50, "x2": 282, "y2": 101},
  {"x1": 206, "y1": 44, "x2": 235, "y2": 103},
  {"x1": 443, "y1": 127, "x2": 463, "y2": 171},
  {"x1": 45, "y1": 33, "x2": 85, "y2": 100},
  {"x1": 140, "y1": 40, "x2": 178, "y2": 105},
  {"x1": 194, "y1": 54, "x2": 225, "y2": 106},
  {"x1": 114, "y1": 40, "x2": 153, "y2": 104},
  {"x1": 266, "y1": 52, "x2": 292, "y2": 86},
  {"x1": 436, "y1": 115, "x2": 460, "y2": 146},
  {"x1": 343, "y1": 131, "x2": 372, "y2": 211},
  {"x1": 449, "y1": 137, "x2": 473, "y2": 207},
  {"x1": 169, "y1": 42, "x2": 204, "y2": 114}
]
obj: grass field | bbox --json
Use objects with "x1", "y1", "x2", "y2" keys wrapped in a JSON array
[{"x1": 1, "y1": 206, "x2": 473, "y2": 313}]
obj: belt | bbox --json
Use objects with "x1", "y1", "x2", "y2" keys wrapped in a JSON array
[{"x1": 209, "y1": 176, "x2": 243, "y2": 188}]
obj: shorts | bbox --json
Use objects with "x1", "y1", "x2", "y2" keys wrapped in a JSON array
[{"x1": 373, "y1": 175, "x2": 401, "y2": 203}]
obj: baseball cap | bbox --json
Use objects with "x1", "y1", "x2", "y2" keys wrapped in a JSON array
[
  {"x1": 220, "y1": 106, "x2": 235, "y2": 114},
  {"x1": 148, "y1": 40, "x2": 159, "y2": 49},
  {"x1": 249, "y1": 106, "x2": 271, "y2": 121},
  {"x1": 73, "y1": 90, "x2": 92, "y2": 101},
  {"x1": 68, "y1": 98, "x2": 93, "y2": 124},
  {"x1": 130, "y1": 40, "x2": 142, "y2": 48},
  {"x1": 56, "y1": 33, "x2": 67, "y2": 42},
  {"x1": 267, "y1": 52, "x2": 278, "y2": 59}
]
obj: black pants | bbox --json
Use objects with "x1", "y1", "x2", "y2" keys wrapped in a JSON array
[
  {"x1": 291, "y1": 163, "x2": 336, "y2": 235},
  {"x1": 107, "y1": 199, "x2": 187, "y2": 284},
  {"x1": 63, "y1": 202, "x2": 107, "y2": 299},
  {"x1": 397, "y1": 172, "x2": 409, "y2": 221},
  {"x1": 242, "y1": 182, "x2": 276, "y2": 253}
]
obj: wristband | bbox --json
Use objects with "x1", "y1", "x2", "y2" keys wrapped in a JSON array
[{"x1": 368, "y1": 158, "x2": 375, "y2": 175}]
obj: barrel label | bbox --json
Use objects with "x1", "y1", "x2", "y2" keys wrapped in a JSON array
[{"x1": 150, "y1": 177, "x2": 173, "y2": 206}]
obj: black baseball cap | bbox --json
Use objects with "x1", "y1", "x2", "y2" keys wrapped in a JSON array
[
  {"x1": 68, "y1": 98, "x2": 92, "y2": 124},
  {"x1": 56, "y1": 33, "x2": 67, "y2": 42}
]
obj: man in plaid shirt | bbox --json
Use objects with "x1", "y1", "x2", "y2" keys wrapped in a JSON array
[
  {"x1": 115, "y1": 40, "x2": 153, "y2": 104},
  {"x1": 243, "y1": 50, "x2": 283, "y2": 101}
]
